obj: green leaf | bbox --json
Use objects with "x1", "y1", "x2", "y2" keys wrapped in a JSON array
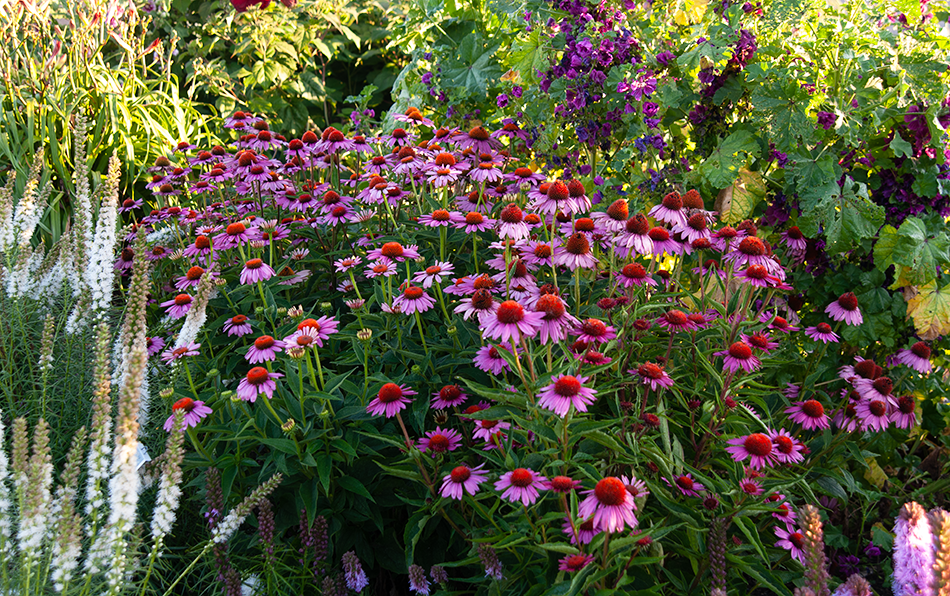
[
  {"x1": 815, "y1": 475, "x2": 848, "y2": 500},
  {"x1": 337, "y1": 475, "x2": 375, "y2": 502},
  {"x1": 717, "y1": 168, "x2": 767, "y2": 224},
  {"x1": 403, "y1": 511, "x2": 433, "y2": 570},
  {"x1": 316, "y1": 452, "x2": 332, "y2": 495},
  {"x1": 732, "y1": 516, "x2": 768, "y2": 562},
  {"x1": 507, "y1": 30, "x2": 547, "y2": 82},
  {"x1": 699, "y1": 130, "x2": 760, "y2": 189},
  {"x1": 442, "y1": 34, "x2": 502, "y2": 97},
  {"x1": 890, "y1": 132, "x2": 914, "y2": 158}
]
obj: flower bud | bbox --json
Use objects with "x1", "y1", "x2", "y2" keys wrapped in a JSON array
[
  {"x1": 159, "y1": 387, "x2": 174, "y2": 399},
  {"x1": 205, "y1": 368, "x2": 219, "y2": 379},
  {"x1": 411, "y1": 365, "x2": 422, "y2": 375},
  {"x1": 320, "y1": 301, "x2": 333, "y2": 313},
  {"x1": 276, "y1": 307, "x2": 287, "y2": 316},
  {"x1": 281, "y1": 419, "x2": 296, "y2": 434},
  {"x1": 357, "y1": 329, "x2": 372, "y2": 342},
  {"x1": 447, "y1": 325, "x2": 458, "y2": 336}
]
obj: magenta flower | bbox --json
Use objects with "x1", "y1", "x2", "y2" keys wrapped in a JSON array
[
  {"x1": 454, "y1": 289, "x2": 498, "y2": 323},
  {"x1": 431, "y1": 384, "x2": 467, "y2": 409},
  {"x1": 780, "y1": 226, "x2": 808, "y2": 253},
  {"x1": 146, "y1": 336, "x2": 166, "y2": 356},
  {"x1": 533, "y1": 294, "x2": 578, "y2": 344},
  {"x1": 553, "y1": 233, "x2": 598, "y2": 270},
  {"x1": 294, "y1": 316, "x2": 339, "y2": 347},
  {"x1": 413, "y1": 262, "x2": 455, "y2": 288},
  {"x1": 716, "y1": 341, "x2": 761, "y2": 373},
  {"x1": 481, "y1": 300, "x2": 544, "y2": 343},
  {"x1": 853, "y1": 376, "x2": 897, "y2": 405},
  {"x1": 649, "y1": 192, "x2": 687, "y2": 226},
  {"x1": 365, "y1": 260, "x2": 398, "y2": 278},
  {"x1": 417, "y1": 427, "x2": 462, "y2": 456},
  {"x1": 573, "y1": 318, "x2": 616, "y2": 345},
  {"x1": 473, "y1": 344, "x2": 513, "y2": 375},
  {"x1": 163, "y1": 398, "x2": 213, "y2": 431},
  {"x1": 471, "y1": 418, "x2": 511, "y2": 443},
  {"x1": 160, "y1": 342, "x2": 201, "y2": 364},
  {"x1": 418, "y1": 209, "x2": 462, "y2": 227},
  {"x1": 496, "y1": 203, "x2": 529, "y2": 240},
  {"x1": 245, "y1": 335, "x2": 286, "y2": 364},
  {"x1": 771, "y1": 498, "x2": 798, "y2": 527},
  {"x1": 615, "y1": 262, "x2": 657, "y2": 288},
  {"x1": 237, "y1": 367, "x2": 282, "y2": 402},
  {"x1": 774, "y1": 526, "x2": 806, "y2": 563},
  {"x1": 666, "y1": 474, "x2": 705, "y2": 497},
  {"x1": 739, "y1": 478, "x2": 763, "y2": 496},
  {"x1": 495, "y1": 468, "x2": 547, "y2": 506},
  {"x1": 762, "y1": 312, "x2": 800, "y2": 333},
  {"x1": 537, "y1": 374, "x2": 597, "y2": 418},
  {"x1": 655, "y1": 310, "x2": 695, "y2": 333},
  {"x1": 161, "y1": 294, "x2": 193, "y2": 319},
  {"x1": 240, "y1": 258, "x2": 275, "y2": 285},
  {"x1": 769, "y1": 429, "x2": 805, "y2": 464},
  {"x1": 367, "y1": 383, "x2": 416, "y2": 418},
  {"x1": 453, "y1": 211, "x2": 495, "y2": 233},
  {"x1": 440, "y1": 464, "x2": 489, "y2": 500},
  {"x1": 392, "y1": 285, "x2": 436, "y2": 315},
  {"x1": 558, "y1": 554, "x2": 595, "y2": 573},
  {"x1": 366, "y1": 241, "x2": 422, "y2": 263},
  {"x1": 725, "y1": 433, "x2": 777, "y2": 469},
  {"x1": 545, "y1": 476, "x2": 581, "y2": 494},
  {"x1": 805, "y1": 322, "x2": 839, "y2": 344},
  {"x1": 894, "y1": 341, "x2": 932, "y2": 374},
  {"x1": 175, "y1": 265, "x2": 206, "y2": 290},
  {"x1": 634, "y1": 362, "x2": 674, "y2": 390},
  {"x1": 891, "y1": 395, "x2": 917, "y2": 429},
  {"x1": 735, "y1": 264, "x2": 783, "y2": 288},
  {"x1": 856, "y1": 398, "x2": 891, "y2": 432},
  {"x1": 741, "y1": 332, "x2": 780, "y2": 353},
  {"x1": 334, "y1": 255, "x2": 362, "y2": 273},
  {"x1": 563, "y1": 517, "x2": 599, "y2": 545},
  {"x1": 785, "y1": 400, "x2": 830, "y2": 430},
  {"x1": 825, "y1": 292, "x2": 863, "y2": 326},
  {"x1": 578, "y1": 477, "x2": 638, "y2": 533}
]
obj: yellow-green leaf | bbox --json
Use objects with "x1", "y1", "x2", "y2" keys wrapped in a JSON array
[{"x1": 906, "y1": 282, "x2": 950, "y2": 340}]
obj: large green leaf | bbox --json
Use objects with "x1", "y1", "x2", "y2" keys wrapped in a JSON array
[
  {"x1": 698, "y1": 130, "x2": 761, "y2": 189},
  {"x1": 442, "y1": 34, "x2": 502, "y2": 97}
]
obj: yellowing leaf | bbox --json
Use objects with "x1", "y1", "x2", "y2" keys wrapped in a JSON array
[
  {"x1": 682, "y1": 0, "x2": 708, "y2": 23},
  {"x1": 501, "y1": 69, "x2": 521, "y2": 83},
  {"x1": 864, "y1": 458, "x2": 888, "y2": 489},
  {"x1": 906, "y1": 282, "x2": 950, "y2": 340},
  {"x1": 717, "y1": 168, "x2": 767, "y2": 224}
]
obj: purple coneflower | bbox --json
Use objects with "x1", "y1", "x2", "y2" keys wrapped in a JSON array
[
  {"x1": 537, "y1": 375, "x2": 597, "y2": 417},
  {"x1": 780, "y1": 226, "x2": 807, "y2": 253},
  {"x1": 454, "y1": 211, "x2": 494, "y2": 233},
  {"x1": 245, "y1": 335, "x2": 286, "y2": 364},
  {"x1": 473, "y1": 344, "x2": 513, "y2": 375},
  {"x1": 392, "y1": 285, "x2": 436, "y2": 315},
  {"x1": 367, "y1": 383, "x2": 416, "y2": 418},
  {"x1": 578, "y1": 477, "x2": 638, "y2": 533},
  {"x1": 634, "y1": 362, "x2": 674, "y2": 390},
  {"x1": 413, "y1": 262, "x2": 455, "y2": 288},
  {"x1": 496, "y1": 203, "x2": 530, "y2": 240},
  {"x1": 294, "y1": 316, "x2": 339, "y2": 345},
  {"x1": 240, "y1": 258, "x2": 275, "y2": 285},
  {"x1": 769, "y1": 429, "x2": 805, "y2": 464},
  {"x1": 805, "y1": 322, "x2": 839, "y2": 343},
  {"x1": 856, "y1": 398, "x2": 891, "y2": 432},
  {"x1": 742, "y1": 332, "x2": 780, "y2": 353},
  {"x1": 161, "y1": 342, "x2": 201, "y2": 364},
  {"x1": 656, "y1": 310, "x2": 695, "y2": 333},
  {"x1": 894, "y1": 341, "x2": 932, "y2": 374},
  {"x1": 365, "y1": 260, "x2": 398, "y2": 278},
  {"x1": 786, "y1": 400, "x2": 830, "y2": 430},
  {"x1": 573, "y1": 318, "x2": 616, "y2": 345},
  {"x1": 563, "y1": 517, "x2": 598, "y2": 545},
  {"x1": 161, "y1": 294, "x2": 193, "y2": 319},
  {"x1": 163, "y1": 398, "x2": 212, "y2": 431},
  {"x1": 825, "y1": 292, "x2": 863, "y2": 326},
  {"x1": 237, "y1": 367, "x2": 282, "y2": 402},
  {"x1": 666, "y1": 474, "x2": 705, "y2": 497},
  {"x1": 726, "y1": 433, "x2": 777, "y2": 469},
  {"x1": 559, "y1": 554, "x2": 595, "y2": 573},
  {"x1": 495, "y1": 468, "x2": 547, "y2": 506},
  {"x1": 431, "y1": 384, "x2": 467, "y2": 409},
  {"x1": 454, "y1": 289, "x2": 498, "y2": 323},
  {"x1": 533, "y1": 294, "x2": 577, "y2": 344},
  {"x1": 481, "y1": 300, "x2": 543, "y2": 343},
  {"x1": 334, "y1": 255, "x2": 362, "y2": 272},
  {"x1": 739, "y1": 477, "x2": 763, "y2": 496},
  {"x1": 146, "y1": 336, "x2": 166, "y2": 356},
  {"x1": 774, "y1": 526, "x2": 806, "y2": 563},
  {"x1": 615, "y1": 263, "x2": 656, "y2": 288},
  {"x1": 417, "y1": 427, "x2": 463, "y2": 456},
  {"x1": 440, "y1": 464, "x2": 489, "y2": 500},
  {"x1": 223, "y1": 314, "x2": 252, "y2": 337},
  {"x1": 367, "y1": 241, "x2": 422, "y2": 263},
  {"x1": 649, "y1": 192, "x2": 687, "y2": 226},
  {"x1": 891, "y1": 395, "x2": 917, "y2": 429},
  {"x1": 553, "y1": 233, "x2": 598, "y2": 270},
  {"x1": 716, "y1": 341, "x2": 761, "y2": 373}
]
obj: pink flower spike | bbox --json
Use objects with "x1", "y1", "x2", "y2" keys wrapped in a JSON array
[
  {"x1": 537, "y1": 374, "x2": 597, "y2": 418},
  {"x1": 366, "y1": 383, "x2": 417, "y2": 418},
  {"x1": 163, "y1": 398, "x2": 213, "y2": 431},
  {"x1": 440, "y1": 464, "x2": 489, "y2": 499},
  {"x1": 578, "y1": 477, "x2": 638, "y2": 533},
  {"x1": 495, "y1": 468, "x2": 548, "y2": 506}
]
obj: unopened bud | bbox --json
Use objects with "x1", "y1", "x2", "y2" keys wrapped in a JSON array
[
  {"x1": 287, "y1": 305, "x2": 304, "y2": 318},
  {"x1": 320, "y1": 301, "x2": 332, "y2": 314},
  {"x1": 357, "y1": 329, "x2": 372, "y2": 342},
  {"x1": 411, "y1": 365, "x2": 422, "y2": 375},
  {"x1": 276, "y1": 307, "x2": 287, "y2": 316},
  {"x1": 447, "y1": 325, "x2": 457, "y2": 336},
  {"x1": 159, "y1": 387, "x2": 174, "y2": 399},
  {"x1": 255, "y1": 306, "x2": 265, "y2": 314},
  {"x1": 205, "y1": 368, "x2": 219, "y2": 379},
  {"x1": 287, "y1": 347, "x2": 305, "y2": 359},
  {"x1": 281, "y1": 419, "x2": 296, "y2": 433}
]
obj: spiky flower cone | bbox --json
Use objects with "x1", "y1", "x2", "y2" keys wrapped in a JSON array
[
  {"x1": 894, "y1": 502, "x2": 935, "y2": 596},
  {"x1": 931, "y1": 508, "x2": 950, "y2": 596},
  {"x1": 709, "y1": 516, "x2": 728, "y2": 592},
  {"x1": 799, "y1": 505, "x2": 831, "y2": 596},
  {"x1": 50, "y1": 427, "x2": 87, "y2": 592},
  {"x1": 832, "y1": 574, "x2": 872, "y2": 596}
]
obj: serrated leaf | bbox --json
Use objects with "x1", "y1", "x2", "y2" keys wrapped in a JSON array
[
  {"x1": 508, "y1": 30, "x2": 547, "y2": 82},
  {"x1": 906, "y1": 282, "x2": 950, "y2": 340},
  {"x1": 699, "y1": 130, "x2": 760, "y2": 189},
  {"x1": 716, "y1": 168, "x2": 767, "y2": 224}
]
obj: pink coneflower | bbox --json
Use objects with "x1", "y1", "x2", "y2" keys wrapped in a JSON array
[
  {"x1": 175, "y1": 266, "x2": 207, "y2": 291},
  {"x1": 426, "y1": 166, "x2": 463, "y2": 187},
  {"x1": 769, "y1": 429, "x2": 805, "y2": 464},
  {"x1": 496, "y1": 203, "x2": 529, "y2": 240},
  {"x1": 471, "y1": 418, "x2": 511, "y2": 442},
  {"x1": 431, "y1": 384, "x2": 467, "y2": 409},
  {"x1": 537, "y1": 375, "x2": 597, "y2": 417},
  {"x1": 392, "y1": 285, "x2": 436, "y2": 315},
  {"x1": 418, "y1": 209, "x2": 461, "y2": 228},
  {"x1": 649, "y1": 192, "x2": 687, "y2": 226},
  {"x1": 454, "y1": 211, "x2": 495, "y2": 233},
  {"x1": 590, "y1": 199, "x2": 630, "y2": 234},
  {"x1": 780, "y1": 226, "x2": 807, "y2": 253},
  {"x1": 739, "y1": 477, "x2": 763, "y2": 496},
  {"x1": 163, "y1": 398, "x2": 213, "y2": 431},
  {"x1": 578, "y1": 477, "x2": 638, "y2": 533},
  {"x1": 771, "y1": 499, "x2": 798, "y2": 527},
  {"x1": 805, "y1": 323, "x2": 839, "y2": 344},
  {"x1": 458, "y1": 126, "x2": 501, "y2": 153},
  {"x1": 615, "y1": 263, "x2": 656, "y2": 288},
  {"x1": 563, "y1": 517, "x2": 598, "y2": 545},
  {"x1": 894, "y1": 341, "x2": 932, "y2": 374},
  {"x1": 533, "y1": 294, "x2": 577, "y2": 344},
  {"x1": 724, "y1": 236, "x2": 773, "y2": 271},
  {"x1": 856, "y1": 398, "x2": 891, "y2": 432},
  {"x1": 853, "y1": 376, "x2": 896, "y2": 405},
  {"x1": 481, "y1": 300, "x2": 543, "y2": 343},
  {"x1": 614, "y1": 214, "x2": 654, "y2": 257},
  {"x1": 634, "y1": 362, "x2": 674, "y2": 390},
  {"x1": 741, "y1": 332, "x2": 780, "y2": 353},
  {"x1": 367, "y1": 241, "x2": 422, "y2": 263},
  {"x1": 473, "y1": 344, "x2": 513, "y2": 375},
  {"x1": 237, "y1": 367, "x2": 282, "y2": 402},
  {"x1": 558, "y1": 554, "x2": 595, "y2": 573},
  {"x1": 183, "y1": 234, "x2": 214, "y2": 259},
  {"x1": 726, "y1": 433, "x2": 777, "y2": 469},
  {"x1": 825, "y1": 292, "x2": 863, "y2": 326},
  {"x1": 666, "y1": 474, "x2": 705, "y2": 497},
  {"x1": 215, "y1": 222, "x2": 252, "y2": 250},
  {"x1": 454, "y1": 289, "x2": 498, "y2": 323},
  {"x1": 545, "y1": 476, "x2": 581, "y2": 494},
  {"x1": 323, "y1": 204, "x2": 357, "y2": 226},
  {"x1": 223, "y1": 314, "x2": 252, "y2": 337},
  {"x1": 832, "y1": 391, "x2": 862, "y2": 432},
  {"x1": 417, "y1": 427, "x2": 463, "y2": 456},
  {"x1": 495, "y1": 468, "x2": 547, "y2": 506},
  {"x1": 735, "y1": 264, "x2": 782, "y2": 288},
  {"x1": 621, "y1": 476, "x2": 650, "y2": 502},
  {"x1": 245, "y1": 335, "x2": 286, "y2": 364},
  {"x1": 367, "y1": 382, "x2": 417, "y2": 418},
  {"x1": 716, "y1": 341, "x2": 761, "y2": 373},
  {"x1": 283, "y1": 327, "x2": 322, "y2": 350},
  {"x1": 440, "y1": 464, "x2": 489, "y2": 500},
  {"x1": 891, "y1": 395, "x2": 917, "y2": 429},
  {"x1": 673, "y1": 212, "x2": 712, "y2": 244},
  {"x1": 160, "y1": 342, "x2": 201, "y2": 364},
  {"x1": 656, "y1": 309, "x2": 695, "y2": 333},
  {"x1": 648, "y1": 226, "x2": 681, "y2": 257},
  {"x1": 365, "y1": 260, "x2": 398, "y2": 278},
  {"x1": 161, "y1": 294, "x2": 193, "y2": 319},
  {"x1": 294, "y1": 316, "x2": 341, "y2": 345},
  {"x1": 146, "y1": 336, "x2": 166, "y2": 356},
  {"x1": 774, "y1": 526, "x2": 805, "y2": 563},
  {"x1": 573, "y1": 318, "x2": 616, "y2": 344},
  {"x1": 240, "y1": 258, "x2": 275, "y2": 285},
  {"x1": 334, "y1": 255, "x2": 362, "y2": 273},
  {"x1": 413, "y1": 262, "x2": 455, "y2": 288},
  {"x1": 553, "y1": 233, "x2": 598, "y2": 270}
]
